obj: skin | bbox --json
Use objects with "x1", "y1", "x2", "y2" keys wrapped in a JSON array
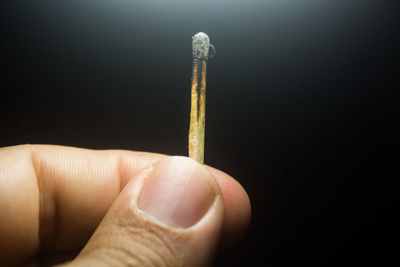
[{"x1": 0, "y1": 145, "x2": 251, "y2": 266}]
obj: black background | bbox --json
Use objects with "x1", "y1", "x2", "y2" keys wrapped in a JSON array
[{"x1": 1, "y1": 0, "x2": 399, "y2": 265}]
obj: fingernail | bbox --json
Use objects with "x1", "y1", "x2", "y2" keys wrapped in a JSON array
[{"x1": 137, "y1": 156, "x2": 216, "y2": 228}]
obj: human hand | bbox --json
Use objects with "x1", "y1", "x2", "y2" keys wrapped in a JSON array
[{"x1": 0, "y1": 145, "x2": 251, "y2": 266}]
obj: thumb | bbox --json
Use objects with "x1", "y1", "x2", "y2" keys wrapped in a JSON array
[{"x1": 67, "y1": 156, "x2": 224, "y2": 267}]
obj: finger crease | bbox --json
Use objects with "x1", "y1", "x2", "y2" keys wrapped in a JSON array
[
  {"x1": 30, "y1": 146, "x2": 60, "y2": 251},
  {"x1": 29, "y1": 147, "x2": 43, "y2": 250},
  {"x1": 116, "y1": 152, "x2": 124, "y2": 193}
]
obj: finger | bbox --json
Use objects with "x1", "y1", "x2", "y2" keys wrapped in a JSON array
[
  {"x1": 0, "y1": 144, "x2": 164, "y2": 266},
  {"x1": 0, "y1": 145, "x2": 250, "y2": 265},
  {"x1": 209, "y1": 167, "x2": 251, "y2": 248},
  {"x1": 69, "y1": 157, "x2": 224, "y2": 267}
]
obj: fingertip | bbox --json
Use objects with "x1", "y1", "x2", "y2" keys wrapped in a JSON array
[{"x1": 206, "y1": 167, "x2": 251, "y2": 248}]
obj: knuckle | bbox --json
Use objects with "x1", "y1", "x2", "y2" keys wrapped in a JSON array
[
  {"x1": 79, "y1": 207, "x2": 186, "y2": 267},
  {"x1": 118, "y1": 208, "x2": 182, "y2": 266}
]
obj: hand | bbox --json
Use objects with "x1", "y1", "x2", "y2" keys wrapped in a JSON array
[{"x1": 0, "y1": 145, "x2": 251, "y2": 266}]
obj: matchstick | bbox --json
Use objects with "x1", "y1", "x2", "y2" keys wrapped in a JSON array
[{"x1": 189, "y1": 32, "x2": 214, "y2": 163}]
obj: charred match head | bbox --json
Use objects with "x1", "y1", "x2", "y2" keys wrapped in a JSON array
[{"x1": 192, "y1": 32, "x2": 211, "y2": 60}]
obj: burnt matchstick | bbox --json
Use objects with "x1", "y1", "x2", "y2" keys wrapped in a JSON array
[{"x1": 189, "y1": 32, "x2": 215, "y2": 163}]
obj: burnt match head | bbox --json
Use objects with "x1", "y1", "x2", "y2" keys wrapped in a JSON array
[{"x1": 192, "y1": 32, "x2": 211, "y2": 60}]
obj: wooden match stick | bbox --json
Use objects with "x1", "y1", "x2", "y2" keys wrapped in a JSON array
[{"x1": 189, "y1": 32, "x2": 214, "y2": 163}]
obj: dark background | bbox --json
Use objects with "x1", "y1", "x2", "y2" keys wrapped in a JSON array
[{"x1": 1, "y1": 0, "x2": 398, "y2": 265}]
